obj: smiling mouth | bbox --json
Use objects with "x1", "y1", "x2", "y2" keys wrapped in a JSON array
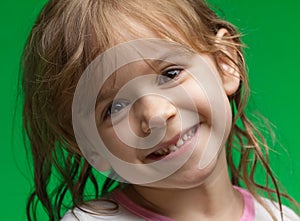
[{"x1": 146, "y1": 124, "x2": 199, "y2": 160}]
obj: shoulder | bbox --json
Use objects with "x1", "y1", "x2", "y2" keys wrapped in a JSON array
[
  {"x1": 60, "y1": 200, "x2": 144, "y2": 221},
  {"x1": 254, "y1": 197, "x2": 299, "y2": 221}
]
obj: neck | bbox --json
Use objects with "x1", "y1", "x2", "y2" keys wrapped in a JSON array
[{"x1": 125, "y1": 150, "x2": 244, "y2": 221}]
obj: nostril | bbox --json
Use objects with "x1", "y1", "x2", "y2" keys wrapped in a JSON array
[
  {"x1": 149, "y1": 115, "x2": 167, "y2": 129},
  {"x1": 141, "y1": 115, "x2": 167, "y2": 134},
  {"x1": 137, "y1": 96, "x2": 177, "y2": 134},
  {"x1": 141, "y1": 121, "x2": 151, "y2": 134}
]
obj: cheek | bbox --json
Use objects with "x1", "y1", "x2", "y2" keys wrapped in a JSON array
[
  {"x1": 99, "y1": 128, "x2": 131, "y2": 160},
  {"x1": 99, "y1": 127, "x2": 137, "y2": 163},
  {"x1": 182, "y1": 79, "x2": 212, "y2": 122}
]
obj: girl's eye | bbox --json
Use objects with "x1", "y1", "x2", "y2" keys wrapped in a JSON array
[
  {"x1": 158, "y1": 68, "x2": 183, "y2": 85},
  {"x1": 104, "y1": 99, "x2": 130, "y2": 119}
]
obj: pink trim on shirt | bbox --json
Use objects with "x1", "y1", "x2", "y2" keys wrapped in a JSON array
[
  {"x1": 111, "y1": 186, "x2": 255, "y2": 221},
  {"x1": 111, "y1": 189, "x2": 173, "y2": 221},
  {"x1": 234, "y1": 186, "x2": 255, "y2": 221}
]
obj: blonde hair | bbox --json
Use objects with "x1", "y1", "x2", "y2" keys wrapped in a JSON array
[{"x1": 22, "y1": 0, "x2": 298, "y2": 220}]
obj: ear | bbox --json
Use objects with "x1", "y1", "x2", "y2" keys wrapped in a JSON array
[{"x1": 215, "y1": 28, "x2": 241, "y2": 96}]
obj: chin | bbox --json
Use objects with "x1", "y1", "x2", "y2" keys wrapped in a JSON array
[
  {"x1": 179, "y1": 156, "x2": 219, "y2": 188},
  {"x1": 143, "y1": 152, "x2": 221, "y2": 190}
]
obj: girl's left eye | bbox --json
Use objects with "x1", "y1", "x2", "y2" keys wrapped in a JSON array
[
  {"x1": 157, "y1": 68, "x2": 183, "y2": 85},
  {"x1": 104, "y1": 99, "x2": 130, "y2": 119}
]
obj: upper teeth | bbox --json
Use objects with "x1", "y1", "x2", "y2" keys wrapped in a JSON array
[{"x1": 153, "y1": 126, "x2": 197, "y2": 156}]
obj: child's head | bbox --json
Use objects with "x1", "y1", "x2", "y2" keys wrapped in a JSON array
[
  {"x1": 23, "y1": 0, "x2": 245, "y2": 161},
  {"x1": 22, "y1": 0, "x2": 280, "y2": 220}
]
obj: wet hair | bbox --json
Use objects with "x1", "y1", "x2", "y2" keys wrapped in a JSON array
[{"x1": 21, "y1": 0, "x2": 298, "y2": 220}]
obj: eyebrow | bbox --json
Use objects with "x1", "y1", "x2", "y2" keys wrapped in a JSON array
[
  {"x1": 97, "y1": 87, "x2": 118, "y2": 104},
  {"x1": 96, "y1": 61, "x2": 162, "y2": 102},
  {"x1": 96, "y1": 47, "x2": 193, "y2": 102}
]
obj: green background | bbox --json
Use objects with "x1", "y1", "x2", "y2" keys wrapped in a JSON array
[{"x1": 0, "y1": 0, "x2": 299, "y2": 220}]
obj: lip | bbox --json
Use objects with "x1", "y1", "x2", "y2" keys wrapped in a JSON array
[{"x1": 144, "y1": 123, "x2": 200, "y2": 162}]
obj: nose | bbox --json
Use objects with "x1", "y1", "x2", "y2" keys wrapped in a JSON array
[{"x1": 132, "y1": 95, "x2": 177, "y2": 134}]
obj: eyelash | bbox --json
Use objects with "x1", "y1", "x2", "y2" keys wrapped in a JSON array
[
  {"x1": 102, "y1": 67, "x2": 183, "y2": 120},
  {"x1": 103, "y1": 99, "x2": 130, "y2": 119},
  {"x1": 157, "y1": 67, "x2": 183, "y2": 85}
]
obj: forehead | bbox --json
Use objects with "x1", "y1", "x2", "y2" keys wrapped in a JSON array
[
  {"x1": 94, "y1": 0, "x2": 208, "y2": 62},
  {"x1": 98, "y1": 59, "x2": 169, "y2": 101},
  {"x1": 95, "y1": 36, "x2": 198, "y2": 100}
]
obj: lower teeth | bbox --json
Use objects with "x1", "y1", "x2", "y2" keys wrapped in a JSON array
[
  {"x1": 169, "y1": 145, "x2": 178, "y2": 152},
  {"x1": 153, "y1": 125, "x2": 197, "y2": 157}
]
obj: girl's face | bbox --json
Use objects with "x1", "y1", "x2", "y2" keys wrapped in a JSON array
[{"x1": 72, "y1": 23, "x2": 239, "y2": 188}]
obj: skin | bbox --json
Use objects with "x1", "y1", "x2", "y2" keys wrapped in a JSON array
[{"x1": 95, "y1": 22, "x2": 243, "y2": 220}]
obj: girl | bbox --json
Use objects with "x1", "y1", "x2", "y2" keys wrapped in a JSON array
[{"x1": 22, "y1": 0, "x2": 299, "y2": 220}]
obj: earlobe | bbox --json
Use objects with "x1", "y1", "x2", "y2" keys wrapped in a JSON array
[
  {"x1": 220, "y1": 64, "x2": 240, "y2": 96},
  {"x1": 215, "y1": 28, "x2": 241, "y2": 96}
]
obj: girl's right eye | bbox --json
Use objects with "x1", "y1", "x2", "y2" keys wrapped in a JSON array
[{"x1": 104, "y1": 99, "x2": 130, "y2": 119}]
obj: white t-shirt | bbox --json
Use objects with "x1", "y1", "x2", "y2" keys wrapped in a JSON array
[{"x1": 61, "y1": 188, "x2": 299, "y2": 221}]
